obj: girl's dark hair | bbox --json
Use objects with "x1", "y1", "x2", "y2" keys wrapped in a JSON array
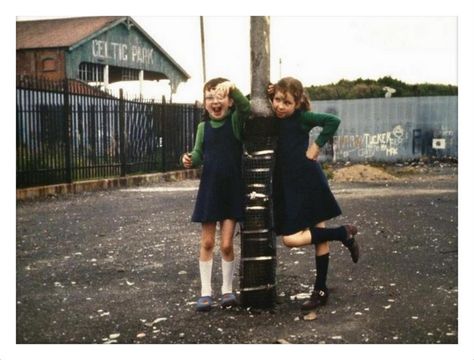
[
  {"x1": 201, "y1": 77, "x2": 232, "y2": 120},
  {"x1": 274, "y1": 76, "x2": 311, "y2": 111}
]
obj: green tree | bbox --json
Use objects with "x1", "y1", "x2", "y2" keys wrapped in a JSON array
[{"x1": 306, "y1": 76, "x2": 457, "y2": 100}]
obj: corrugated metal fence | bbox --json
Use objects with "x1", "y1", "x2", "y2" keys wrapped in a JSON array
[
  {"x1": 311, "y1": 96, "x2": 458, "y2": 162},
  {"x1": 16, "y1": 77, "x2": 201, "y2": 188}
]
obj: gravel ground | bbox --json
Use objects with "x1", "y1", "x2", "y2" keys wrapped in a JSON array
[{"x1": 16, "y1": 164, "x2": 459, "y2": 345}]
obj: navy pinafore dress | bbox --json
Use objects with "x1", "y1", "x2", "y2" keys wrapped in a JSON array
[
  {"x1": 191, "y1": 117, "x2": 244, "y2": 223},
  {"x1": 273, "y1": 110, "x2": 342, "y2": 235}
]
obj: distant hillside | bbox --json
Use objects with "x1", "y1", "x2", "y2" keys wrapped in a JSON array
[{"x1": 306, "y1": 76, "x2": 458, "y2": 100}]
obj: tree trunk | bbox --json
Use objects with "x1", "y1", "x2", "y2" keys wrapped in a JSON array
[{"x1": 250, "y1": 16, "x2": 273, "y2": 118}]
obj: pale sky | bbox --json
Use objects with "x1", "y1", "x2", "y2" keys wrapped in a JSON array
[
  {"x1": 132, "y1": 16, "x2": 457, "y2": 102},
  {"x1": 16, "y1": 15, "x2": 457, "y2": 103}
]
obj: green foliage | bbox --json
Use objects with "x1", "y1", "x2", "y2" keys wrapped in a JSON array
[{"x1": 306, "y1": 76, "x2": 457, "y2": 100}]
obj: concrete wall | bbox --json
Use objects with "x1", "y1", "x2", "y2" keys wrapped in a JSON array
[
  {"x1": 16, "y1": 168, "x2": 201, "y2": 201},
  {"x1": 311, "y1": 96, "x2": 457, "y2": 162}
]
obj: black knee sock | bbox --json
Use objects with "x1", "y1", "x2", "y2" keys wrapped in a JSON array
[
  {"x1": 314, "y1": 253, "x2": 329, "y2": 291},
  {"x1": 309, "y1": 226, "x2": 347, "y2": 245}
]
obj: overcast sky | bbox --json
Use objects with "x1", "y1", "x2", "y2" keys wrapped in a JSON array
[
  {"x1": 133, "y1": 16, "x2": 457, "y2": 102},
  {"x1": 16, "y1": 15, "x2": 457, "y2": 102}
]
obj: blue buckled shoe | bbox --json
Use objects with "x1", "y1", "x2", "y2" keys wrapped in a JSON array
[
  {"x1": 196, "y1": 296, "x2": 213, "y2": 312},
  {"x1": 220, "y1": 293, "x2": 238, "y2": 308}
]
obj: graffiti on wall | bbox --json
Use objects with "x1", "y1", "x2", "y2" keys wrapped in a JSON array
[
  {"x1": 334, "y1": 125, "x2": 406, "y2": 158},
  {"x1": 313, "y1": 96, "x2": 457, "y2": 161},
  {"x1": 437, "y1": 126, "x2": 455, "y2": 138}
]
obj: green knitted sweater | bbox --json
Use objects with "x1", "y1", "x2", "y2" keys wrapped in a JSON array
[{"x1": 189, "y1": 92, "x2": 340, "y2": 166}]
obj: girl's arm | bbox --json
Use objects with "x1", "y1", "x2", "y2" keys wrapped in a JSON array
[
  {"x1": 183, "y1": 122, "x2": 205, "y2": 167},
  {"x1": 215, "y1": 81, "x2": 251, "y2": 119},
  {"x1": 301, "y1": 111, "x2": 341, "y2": 147},
  {"x1": 230, "y1": 87, "x2": 251, "y2": 141},
  {"x1": 214, "y1": 81, "x2": 250, "y2": 141},
  {"x1": 231, "y1": 86, "x2": 251, "y2": 118},
  {"x1": 218, "y1": 84, "x2": 249, "y2": 141}
]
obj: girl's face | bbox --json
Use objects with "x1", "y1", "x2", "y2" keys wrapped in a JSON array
[
  {"x1": 272, "y1": 90, "x2": 298, "y2": 119},
  {"x1": 204, "y1": 88, "x2": 234, "y2": 120}
]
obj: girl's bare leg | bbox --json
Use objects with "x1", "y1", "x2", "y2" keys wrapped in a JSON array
[
  {"x1": 219, "y1": 219, "x2": 236, "y2": 261},
  {"x1": 200, "y1": 222, "x2": 217, "y2": 261},
  {"x1": 314, "y1": 222, "x2": 329, "y2": 256},
  {"x1": 281, "y1": 229, "x2": 312, "y2": 247},
  {"x1": 282, "y1": 223, "x2": 357, "y2": 248},
  {"x1": 281, "y1": 223, "x2": 330, "y2": 250}
]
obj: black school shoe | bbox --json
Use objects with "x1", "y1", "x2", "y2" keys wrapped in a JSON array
[
  {"x1": 345, "y1": 237, "x2": 360, "y2": 263},
  {"x1": 343, "y1": 225, "x2": 360, "y2": 263},
  {"x1": 300, "y1": 289, "x2": 329, "y2": 311}
]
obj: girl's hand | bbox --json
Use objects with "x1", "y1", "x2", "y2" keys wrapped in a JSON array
[
  {"x1": 306, "y1": 143, "x2": 320, "y2": 161},
  {"x1": 182, "y1": 153, "x2": 193, "y2": 168},
  {"x1": 215, "y1": 81, "x2": 235, "y2": 99},
  {"x1": 267, "y1": 83, "x2": 275, "y2": 96}
]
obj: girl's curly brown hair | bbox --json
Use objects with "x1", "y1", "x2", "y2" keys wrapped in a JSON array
[{"x1": 274, "y1": 77, "x2": 311, "y2": 111}]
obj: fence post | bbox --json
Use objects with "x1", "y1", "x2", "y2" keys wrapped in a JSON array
[
  {"x1": 63, "y1": 78, "x2": 73, "y2": 183},
  {"x1": 151, "y1": 102, "x2": 160, "y2": 172},
  {"x1": 119, "y1": 89, "x2": 127, "y2": 177},
  {"x1": 161, "y1": 99, "x2": 167, "y2": 172}
]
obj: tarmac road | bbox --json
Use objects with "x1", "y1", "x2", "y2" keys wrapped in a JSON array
[{"x1": 16, "y1": 165, "x2": 458, "y2": 344}]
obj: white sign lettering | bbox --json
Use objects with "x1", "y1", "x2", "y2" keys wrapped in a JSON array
[{"x1": 91, "y1": 40, "x2": 153, "y2": 65}]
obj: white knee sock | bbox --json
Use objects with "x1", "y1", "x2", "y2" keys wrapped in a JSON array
[
  {"x1": 221, "y1": 258, "x2": 235, "y2": 295},
  {"x1": 199, "y1": 259, "x2": 213, "y2": 297}
]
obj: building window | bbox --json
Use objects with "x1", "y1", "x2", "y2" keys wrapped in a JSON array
[
  {"x1": 109, "y1": 65, "x2": 140, "y2": 82},
  {"x1": 78, "y1": 62, "x2": 104, "y2": 82},
  {"x1": 121, "y1": 68, "x2": 139, "y2": 81},
  {"x1": 42, "y1": 58, "x2": 57, "y2": 72}
]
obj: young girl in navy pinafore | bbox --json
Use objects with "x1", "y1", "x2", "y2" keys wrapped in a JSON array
[
  {"x1": 273, "y1": 109, "x2": 342, "y2": 235},
  {"x1": 192, "y1": 116, "x2": 244, "y2": 222}
]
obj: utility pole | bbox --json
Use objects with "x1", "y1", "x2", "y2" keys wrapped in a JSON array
[
  {"x1": 240, "y1": 16, "x2": 278, "y2": 308},
  {"x1": 200, "y1": 16, "x2": 206, "y2": 83}
]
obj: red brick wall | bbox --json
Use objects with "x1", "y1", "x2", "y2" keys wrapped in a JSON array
[{"x1": 17, "y1": 49, "x2": 66, "y2": 81}]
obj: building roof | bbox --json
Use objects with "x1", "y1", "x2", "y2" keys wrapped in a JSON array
[
  {"x1": 16, "y1": 16, "x2": 124, "y2": 50},
  {"x1": 16, "y1": 16, "x2": 190, "y2": 84}
]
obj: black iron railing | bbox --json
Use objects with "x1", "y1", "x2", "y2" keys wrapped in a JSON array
[{"x1": 16, "y1": 76, "x2": 201, "y2": 188}]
